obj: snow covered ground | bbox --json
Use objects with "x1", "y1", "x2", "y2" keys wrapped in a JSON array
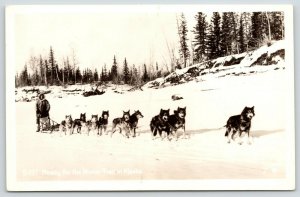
[
  {"x1": 13, "y1": 40, "x2": 293, "y2": 185},
  {"x1": 15, "y1": 68, "x2": 290, "y2": 181}
]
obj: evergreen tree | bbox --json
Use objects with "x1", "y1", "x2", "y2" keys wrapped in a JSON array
[
  {"x1": 177, "y1": 13, "x2": 190, "y2": 68},
  {"x1": 251, "y1": 12, "x2": 268, "y2": 47},
  {"x1": 193, "y1": 12, "x2": 207, "y2": 62},
  {"x1": 94, "y1": 69, "x2": 99, "y2": 82},
  {"x1": 75, "y1": 67, "x2": 82, "y2": 83},
  {"x1": 39, "y1": 56, "x2": 45, "y2": 86},
  {"x1": 20, "y1": 64, "x2": 30, "y2": 86},
  {"x1": 220, "y1": 12, "x2": 232, "y2": 56},
  {"x1": 49, "y1": 46, "x2": 55, "y2": 85},
  {"x1": 111, "y1": 55, "x2": 118, "y2": 84},
  {"x1": 207, "y1": 12, "x2": 222, "y2": 59},
  {"x1": 123, "y1": 58, "x2": 130, "y2": 84},
  {"x1": 238, "y1": 14, "x2": 246, "y2": 53},
  {"x1": 270, "y1": 12, "x2": 284, "y2": 40},
  {"x1": 228, "y1": 12, "x2": 239, "y2": 54},
  {"x1": 142, "y1": 64, "x2": 149, "y2": 83}
]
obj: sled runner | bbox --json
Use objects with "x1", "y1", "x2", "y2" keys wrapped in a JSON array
[{"x1": 38, "y1": 117, "x2": 60, "y2": 133}]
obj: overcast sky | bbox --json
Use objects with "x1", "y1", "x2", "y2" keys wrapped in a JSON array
[{"x1": 14, "y1": 10, "x2": 197, "y2": 73}]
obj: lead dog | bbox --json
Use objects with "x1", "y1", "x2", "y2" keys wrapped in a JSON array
[{"x1": 225, "y1": 106, "x2": 255, "y2": 145}]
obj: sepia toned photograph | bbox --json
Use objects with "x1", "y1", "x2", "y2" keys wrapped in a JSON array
[{"x1": 6, "y1": 5, "x2": 295, "y2": 191}]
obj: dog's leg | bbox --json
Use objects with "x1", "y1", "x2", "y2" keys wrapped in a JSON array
[
  {"x1": 226, "y1": 127, "x2": 232, "y2": 143},
  {"x1": 110, "y1": 125, "x2": 116, "y2": 137},
  {"x1": 97, "y1": 126, "x2": 100, "y2": 136},
  {"x1": 131, "y1": 128, "x2": 136, "y2": 138},
  {"x1": 182, "y1": 125, "x2": 186, "y2": 139},
  {"x1": 151, "y1": 128, "x2": 157, "y2": 140},
  {"x1": 238, "y1": 131, "x2": 243, "y2": 145},
  {"x1": 103, "y1": 125, "x2": 107, "y2": 135},
  {"x1": 247, "y1": 130, "x2": 252, "y2": 145}
]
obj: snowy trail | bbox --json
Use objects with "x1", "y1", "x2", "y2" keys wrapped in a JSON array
[{"x1": 15, "y1": 68, "x2": 289, "y2": 181}]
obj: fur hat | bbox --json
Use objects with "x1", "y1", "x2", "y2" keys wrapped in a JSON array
[{"x1": 38, "y1": 93, "x2": 45, "y2": 100}]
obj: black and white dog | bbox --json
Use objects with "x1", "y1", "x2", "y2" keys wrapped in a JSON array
[
  {"x1": 98, "y1": 111, "x2": 109, "y2": 136},
  {"x1": 150, "y1": 109, "x2": 170, "y2": 140},
  {"x1": 73, "y1": 113, "x2": 87, "y2": 134},
  {"x1": 88, "y1": 115, "x2": 99, "y2": 135},
  {"x1": 168, "y1": 107, "x2": 186, "y2": 140},
  {"x1": 225, "y1": 106, "x2": 255, "y2": 145},
  {"x1": 111, "y1": 110, "x2": 131, "y2": 138},
  {"x1": 59, "y1": 115, "x2": 73, "y2": 135},
  {"x1": 128, "y1": 110, "x2": 144, "y2": 137}
]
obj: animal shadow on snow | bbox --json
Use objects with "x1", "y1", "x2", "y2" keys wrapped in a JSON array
[{"x1": 251, "y1": 129, "x2": 283, "y2": 138}]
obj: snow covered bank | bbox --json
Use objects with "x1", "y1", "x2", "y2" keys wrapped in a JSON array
[{"x1": 145, "y1": 40, "x2": 286, "y2": 89}]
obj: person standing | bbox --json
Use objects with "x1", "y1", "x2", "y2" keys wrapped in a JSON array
[{"x1": 36, "y1": 93, "x2": 51, "y2": 132}]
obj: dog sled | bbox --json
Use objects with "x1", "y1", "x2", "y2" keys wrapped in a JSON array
[{"x1": 38, "y1": 116, "x2": 60, "y2": 133}]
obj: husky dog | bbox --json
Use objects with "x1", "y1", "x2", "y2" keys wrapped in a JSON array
[
  {"x1": 168, "y1": 107, "x2": 186, "y2": 140},
  {"x1": 128, "y1": 110, "x2": 144, "y2": 137},
  {"x1": 111, "y1": 110, "x2": 131, "y2": 138},
  {"x1": 225, "y1": 106, "x2": 255, "y2": 145},
  {"x1": 59, "y1": 115, "x2": 73, "y2": 135},
  {"x1": 150, "y1": 109, "x2": 170, "y2": 140},
  {"x1": 98, "y1": 111, "x2": 109, "y2": 136},
  {"x1": 72, "y1": 113, "x2": 86, "y2": 134},
  {"x1": 88, "y1": 115, "x2": 99, "y2": 135}
]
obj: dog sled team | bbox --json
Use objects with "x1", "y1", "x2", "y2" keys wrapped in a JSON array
[{"x1": 36, "y1": 93, "x2": 255, "y2": 144}]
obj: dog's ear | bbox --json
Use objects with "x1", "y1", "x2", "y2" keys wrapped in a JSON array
[
  {"x1": 252, "y1": 106, "x2": 255, "y2": 110},
  {"x1": 167, "y1": 109, "x2": 170, "y2": 113},
  {"x1": 128, "y1": 110, "x2": 130, "y2": 114}
]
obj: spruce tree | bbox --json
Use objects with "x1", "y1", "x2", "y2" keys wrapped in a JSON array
[
  {"x1": 94, "y1": 69, "x2": 99, "y2": 82},
  {"x1": 123, "y1": 58, "x2": 130, "y2": 84},
  {"x1": 111, "y1": 55, "x2": 118, "y2": 84},
  {"x1": 193, "y1": 12, "x2": 207, "y2": 62},
  {"x1": 220, "y1": 12, "x2": 232, "y2": 56},
  {"x1": 142, "y1": 64, "x2": 149, "y2": 83},
  {"x1": 177, "y1": 13, "x2": 190, "y2": 68},
  {"x1": 207, "y1": 12, "x2": 222, "y2": 59},
  {"x1": 49, "y1": 46, "x2": 55, "y2": 85},
  {"x1": 238, "y1": 14, "x2": 246, "y2": 53}
]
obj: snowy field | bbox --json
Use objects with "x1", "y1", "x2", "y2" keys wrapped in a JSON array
[{"x1": 15, "y1": 67, "x2": 290, "y2": 181}]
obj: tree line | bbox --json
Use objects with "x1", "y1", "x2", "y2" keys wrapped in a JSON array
[
  {"x1": 178, "y1": 11, "x2": 284, "y2": 67},
  {"x1": 16, "y1": 11, "x2": 284, "y2": 87},
  {"x1": 15, "y1": 48, "x2": 165, "y2": 87}
]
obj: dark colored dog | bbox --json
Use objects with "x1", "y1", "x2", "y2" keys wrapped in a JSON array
[
  {"x1": 128, "y1": 110, "x2": 144, "y2": 137},
  {"x1": 111, "y1": 110, "x2": 131, "y2": 138},
  {"x1": 168, "y1": 107, "x2": 186, "y2": 140},
  {"x1": 225, "y1": 106, "x2": 255, "y2": 144},
  {"x1": 73, "y1": 113, "x2": 86, "y2": 134},
  {"x1": 98, "y1": 111, "x2": 109, "y2": 135},
  {"x1": 150, "y1": 109, "x2": 170, "y2": 140}
]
